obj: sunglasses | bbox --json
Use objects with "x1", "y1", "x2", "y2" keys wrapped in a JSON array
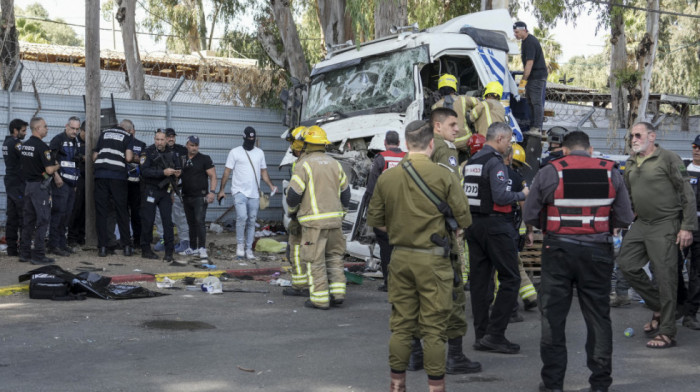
[
  {"x1": 693, "y1": 145, "x2": 700, "y2": 150},
  {"x1": 631, "y1": 132, "x2": 646, "y2": 139}
]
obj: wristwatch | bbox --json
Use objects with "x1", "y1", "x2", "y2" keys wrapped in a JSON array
[{"x1": 209, "y1": 190, "x2": 216, "y2": 194}]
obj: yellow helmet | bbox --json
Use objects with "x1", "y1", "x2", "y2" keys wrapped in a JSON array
[
  {"x1": 483, "y1": 81, "x2": 503, "y2": 99},
  {"x1": 303, "y1": 125, "x2": 331, "y2": 145},
  {"x1": 437, "y1": 74, "x2": 457, "y2": 91},
  {"x1": 511, "y1": 143, "x2": 531, "y2": 168},
  {"x1": 288, "y1": 126, "x2": 307, "y2": 151}
]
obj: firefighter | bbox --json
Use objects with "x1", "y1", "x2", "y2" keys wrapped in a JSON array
[
  {"x1": 465, "y1": 81, "x2": 507, "y2": 136},
  {"x1": 523, "y1": 130, "x2": 633, "y2": 392},
  {"x1": 286, "y1": 126, "x2": 351, "y2": 310},
  {"x1": 432, "y1": 74, "x2": 472, "y2": 159}
]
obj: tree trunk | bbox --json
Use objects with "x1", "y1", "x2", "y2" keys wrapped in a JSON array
[
  {"x1": 375, "y1": 0, "x2": 407, "y2": 39},
  {"x1": 117, "y1": 0, "x2": 149, "y2": 100},
  {"x1": 633, "y1": 0, "x2": 659, "y2": 125},
  {"x1": 317, "y1": 0, "x2": 353, "y2": 51},
  {"x1": 608, "y1": 0, "x2": 628, "y2": 147},
  {"x1": 1, "y1": 0, "x2": 21, "y2": 91},
  {"x1": 85, "y1": 0, "x2": 101, "y2": 247},
  {"x1": 269, "y1": 0, "x2": 309, "y2": 82},
  {"x1": 197, "y1": 0, "x2": 207, "y2": 51}
]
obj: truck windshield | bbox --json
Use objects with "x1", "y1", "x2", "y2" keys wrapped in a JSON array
[{"x1": 303, "y1": 47, "x2": 429, "y2": 121}]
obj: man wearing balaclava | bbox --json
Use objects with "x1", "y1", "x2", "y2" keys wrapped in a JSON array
[{"x1": 218, "y1": 127, "x2": 277, "y2": 259}]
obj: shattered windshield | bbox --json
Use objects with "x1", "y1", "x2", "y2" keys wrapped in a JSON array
[{"x1": 303, "y1": 47, "x2": 429, "y2": 121}]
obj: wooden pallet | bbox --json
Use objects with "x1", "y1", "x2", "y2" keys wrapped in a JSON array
[{"x1": 520, "y1": 233, "x2": 543, "y2": 281}]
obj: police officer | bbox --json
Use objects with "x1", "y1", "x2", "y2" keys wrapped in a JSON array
[
  {"x1": 19, "y1": 117, "x2": 59, "y2": 265},
  {"x1": 92, "y1": 125, "x2": 134, "y2": 257},
  {"x1": 67, "y1": 121, "x2": 87, "y2": 247},
  {"x1": 680, "y1": 135, "x2": 700, "y2": 330},
  {"x1": 140, "y1": 129, "x2": 184, "y2": 265},
  {"x1": 122, "y1": 119, "x2": 146, "y2": 247},
  {"x1": 367, "y1": 120, "x2": 471, "y2": 392},
  {"x1": 286, "y1": 126, "x2": 350, "y2": 310},
  {"x1": 540, "y1": 126, "x2": 570, "y2": 167},
  {"x1": 47, "y1": 116, "x2": 82, "y2": 257},
  {"x1": 156, "y1": 127, "x2": 190, "y2": 252},
  {"x1": 523, "y1": 130, "x2": 634, "y2": 392},
  {"x1": 432, "y1": 74, "x2": 472, "y2": 158},
  {"x1": 465, "y1": 122, "x2": 527, "y2": 354},
  {"x1": 3, "y1": 118, "x2": 28, "y2": 257},
  {"x1": 363, "y1": 130, "x2": 406, "y2": 292},
  {"x1": 464, "y1": 81, "x2": 507, "y2": 136}
]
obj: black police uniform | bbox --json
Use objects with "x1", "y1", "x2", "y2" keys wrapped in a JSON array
[
  {"x1": 127, "y1": 137, "x2": 147, "y2": 245},
  {"x1": 140, "y1": 144, "x2": 181, "y2": 258},
  {"x1": 181, "y1": 152, "x2": 215, "y2": 250},
  {"x1": 20, "y1": 135, "x2": 56, "y2": 263},
  {"x1": 48, "y1": 131, "x2": 81, "y2": 252},
  {"x1": 463, "y1": 144, "x2": 525, "y2": 352},
  {"x1": 67, "y1": 133, "x2": 86, "y2": 245},
  {"x1": 93, "y1": 127, "x2": 133, "y2": 252},
  {"x1": 3, "y1": 134, "x2": 25, "y2": 255}
]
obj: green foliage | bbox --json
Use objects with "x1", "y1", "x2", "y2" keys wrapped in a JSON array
[
  {"x1": 613, "y1": 66, "x2": 641, "y2": 90},
  {"x1": 15, "y1": 18, "x2": 50, "y2": 44},
  {"x1": 15, "y1": 2, "x2": 83, "y2": 46}
]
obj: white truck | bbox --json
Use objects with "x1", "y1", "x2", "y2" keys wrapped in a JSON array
[{"x1": 280, "y1": 9, "x2": 531, "y2": 259}]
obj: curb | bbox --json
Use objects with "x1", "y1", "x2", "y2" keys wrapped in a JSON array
[{"x1": 0, "y1": 262, "x2": 367, "y2": 297}]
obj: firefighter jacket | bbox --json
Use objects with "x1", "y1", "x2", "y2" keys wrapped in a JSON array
[
  {"x1": 463, "y1": 144, "x2": 525, "y2": 215},
  {"x1": 287, "y1": 151, "x2": 351, "y2": 229},
  {"x1": 433, "y1": 94, "x2": 473, "y2": 151},
  {"x1": 465, "y1": 97, "x2": 506, "y2": 136}
]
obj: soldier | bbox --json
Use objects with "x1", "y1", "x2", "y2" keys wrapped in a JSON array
[
  {"x1": 122, "y1": 119, "x2": 147, "y2": 248},
  {"x1": 464, "y1": 81, "x2": 507, "y2": 136},
  {"x1": 2, "y1": 118, "x2": 28, "y2": 257},
  {"x1": 19, "y1": 117, "x2": 59, "y2": 265},
  {"x1": 92, "y1": 125, "x2": 134, "y2": 257},
  {"x1": 465, "y1": 122, "x2": 527, "y2": 354},
  {"x1": 432, "y1": 74, "x2": 472, "y2": 159},
  {"x1": 540, "y1": 126, "x2": 570, "y2": 167},
  {"x1": 140, "y1": 129, "x2": 184, "y2": 265},
  {"x1": 47, "y1": 116, "x2": 82, "y2": 257},
  {"x1": 523, "y1": 130, "x2": 634, "y2": 392},
  {"x1": 286, "y1": 126, "x2": 350, "y2": 310},
  {"x1": 368, "y1": 120, "x2": 471, "y2": 392}
]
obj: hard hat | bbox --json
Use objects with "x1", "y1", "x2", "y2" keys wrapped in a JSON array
[
  {"x1": 437, "y1": 74, "x2": 457, "y2": 91},
  {"x1": 288, "y1": 126, "x2": 307, "y2": 151},
  {"x1": 547, "y1": 126, "x2": 570, "y2": 145},
  {"x1": 303, "y1": 125, "x2": 331, "y2": 145},
  {"x1": 511, "y1": 143, "x2": 531, "y2": 168},
  {"x1": 483, "y1": 81, "x2": 503, "y2": 99},
  {"x1": 467, "y1": 134, "x2": 486, "y2": 156}
]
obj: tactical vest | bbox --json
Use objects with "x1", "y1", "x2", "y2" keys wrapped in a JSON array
[
  {"x1": 57, "y1": 137, "x2": 81, "y2": 186},
  {"x1": 94, "y1": 128, "x2": 130, "y2": 176},
  {"x1": 128, "y1": 140, "x2": 146, "y2": 182},
  {"x1": 687, "y1": 163, "x2": 700, "y2": 224},
  {"x1": 545, "y1": 155, "x2": 616, "y2": 235},
  {"x1": 463, "y1": 151, "x2": 512, "y2": 215},
  {"x1": 379, "y1": 150, "x2": 406, "y2": 171}
]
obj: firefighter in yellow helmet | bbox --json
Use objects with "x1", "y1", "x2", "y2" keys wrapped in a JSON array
[
  {"x1": 432, "y1": 74, "x2": 473, "y2": 160},
  {"x1": 283, "y1": 126, "x2": 309, "y2": 297},
  {"x1": 464, "y1": 81, "x2": 507, "y2": 137},
  {"x1": 286, "y1": 125, "x2": 351, "y2": 309}
]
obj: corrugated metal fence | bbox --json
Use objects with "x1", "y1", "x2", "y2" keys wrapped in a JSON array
[{"x1": 0, "y1": 90, "x2": 289, "y2": 226}]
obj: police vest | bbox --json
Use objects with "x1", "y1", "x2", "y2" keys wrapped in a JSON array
[
  {"x1": 463, "y1": 151, "x2": 512, "y2": 215},
  {"x1": 545, "y1": 155, "x2": 616, "y2": 235},
  {"x1": 128, "y1": 139, "x2": 146, "y2": 182},
  {"x1": 687, "y1": 163, "x2": 700, "y2": 224},
  {"x1": 379, "y1": 150, "x2": 406, "y2": 171},
  {"x1": 94, "y1": 128, "x2": 130, "y2": 176},
  {"x1": 57, "y1": 137, "x2": 81, "y2": 186}
]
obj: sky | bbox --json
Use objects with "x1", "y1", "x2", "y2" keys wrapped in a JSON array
[{"x1": 15, "y1": 0, "x2": 607, "y2": 64}]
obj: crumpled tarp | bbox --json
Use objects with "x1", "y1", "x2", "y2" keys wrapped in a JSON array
[
  {"x1": 254, "y1": 238, "x2": 286, "y2": 253},
  {"x1": 19, "y1": 265, "x2": 168, "y2": 300}
]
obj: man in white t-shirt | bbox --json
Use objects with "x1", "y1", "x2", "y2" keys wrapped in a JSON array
[{"x1": 218, "y1": 127, "x2": 277, "y2": 259}]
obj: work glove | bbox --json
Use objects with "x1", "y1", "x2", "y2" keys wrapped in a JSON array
[
  {"x1": 518, "y1": 79, "x2": 527, "y2": 96},
  {"x1": 288, "y1": 218, "x2": 301, "y2": 236}
]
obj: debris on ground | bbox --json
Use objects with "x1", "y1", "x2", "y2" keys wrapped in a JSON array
[{"x1": 254, "y1": 238, "x2": 286, "y2": 253}]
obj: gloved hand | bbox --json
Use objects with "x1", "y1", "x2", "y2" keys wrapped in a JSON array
[
  {"x1": 288, "y1": 218, "x2": 301, "y2": 236},
  {"x1": 518, "y1": 79, "x2": 527, "y2": 96}
]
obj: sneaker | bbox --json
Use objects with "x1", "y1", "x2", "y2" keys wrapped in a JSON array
[
  {"x1": 245, "y1": 249, "x2": 255, "y2": 260},
  {"x1": 178, "y1": 247, "x2": 199, "y2": 256},
  {"x1": 198, "y1": 247, "x2": 208, "y2": 259},
  {"x1": 174, "y1": 240, "x2": 190, "y2": 253},
  {"x1": 610, "y1": 293, "x2": 631, "y2": 307},
  {"x1": 236, "y1": 244, "x2": 244, "y2": 258},
  {"x1": 154, "y1": 239, "x2": 165, "y2": 252},
  {"x1": 30, "y1": 256, "x2": 56, "y2": 265}
]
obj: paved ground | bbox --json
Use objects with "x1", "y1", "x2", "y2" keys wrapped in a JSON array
[{"x1": 2, "y1": 254, "x2": 700, "y2": 392}]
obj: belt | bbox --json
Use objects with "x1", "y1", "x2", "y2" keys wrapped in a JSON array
[
  {"x1": 394, "y1": 246, "x2": 446, "y2": 256},
  {"x1": 546, "y1": 235, "x2": 610, "y2": 249},
  {"x1": 472, "y1": 213, "x2": 506, "y2": 218}
]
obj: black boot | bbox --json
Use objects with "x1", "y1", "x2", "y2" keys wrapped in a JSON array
[
  {"x1": 406, "y1": 338, "x2": 423, "y2": 371},
  {"x1": 446, "y1": 337, "x2": 482, "y2": 374}
]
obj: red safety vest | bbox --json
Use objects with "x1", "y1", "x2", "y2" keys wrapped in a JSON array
[
  {"x1": 545, "y1": 155, "x2": 616, "y2": 235},
  {"x1": 380, "y1": 150, "x2": 406, "y2": 171}
]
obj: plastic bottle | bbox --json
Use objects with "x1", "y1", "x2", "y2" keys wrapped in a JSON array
[
  {"x1": 613, "y1": 234, "x2": 622, "y2": 256},
  {"x1": 624, "y1": 327, "x2": 634, "y2": 337}
]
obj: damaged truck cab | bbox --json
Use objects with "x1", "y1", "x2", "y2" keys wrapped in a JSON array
[{"x1": 280, "y1": 9, "x2": 525, "y2": 258}]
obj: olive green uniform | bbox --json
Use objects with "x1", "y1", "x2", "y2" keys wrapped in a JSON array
[
  {"x1": 368, "y1": 153, "x2": 471, "y2": 377},
  {"x1": 431, "y1": 135, "x2": 470, "y2": 340},
  {"x1": 464, "y1": 97, "x2": 507, "y2": 136},
  {"x1": 433, "y1": 95, "x2": 473, "y2": 152},
  {"x1": 619, "y1": 145, "x2": 698, "y2": 338}
]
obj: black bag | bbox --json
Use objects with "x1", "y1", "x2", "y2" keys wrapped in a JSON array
[{"x1": 29, "y1": 274, "x2": 70, "y2": 300}]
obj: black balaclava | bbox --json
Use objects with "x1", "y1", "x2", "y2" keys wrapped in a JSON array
[{"x1": 243, "y1": 126, "x2": 256, "y2": 151}]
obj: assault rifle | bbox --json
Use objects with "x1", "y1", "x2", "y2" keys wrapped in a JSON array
[{"x1": 155, "y1": 151, "x2": 182, "y2": 203}]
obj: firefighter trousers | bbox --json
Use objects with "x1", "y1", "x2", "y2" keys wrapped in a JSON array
[{"x1": 300, "y1": 226, "x2": 346, "y2": 307}]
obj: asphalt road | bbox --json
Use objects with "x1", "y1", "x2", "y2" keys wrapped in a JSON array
[{"x1": 1, "y1": 278, "x2": 700, "y2": 392}]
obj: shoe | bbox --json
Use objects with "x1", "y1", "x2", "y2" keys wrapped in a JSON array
[
  {"x1": 236, "y1": 243, "x2": 244, "y2": 258},
  {"x1": 427, "y1": 378, "x2": 445, "y2": 392},
  {"x1": 406, "y1": 338, "x2": 423, "y2": 371},
  {"x1": 178, "y1": 247, "x2": 199, "y2": 256},
  {"x1": 123, "y1": 246, "x2": 134, "y2": 257},
  {"x1": 539, "y1": 381, "x2": 564, "y2": 392},
  {"x1": 446, "y1": 337, "x2": 482, "y2": 374},
  {"x1": 154, "y1": 239, "x2": 165, "y2": 252},
  {"x1": 643, "y1": 313, "x2": 661, "y2": 337},
  {"x1": 526, "y1": 127, "x2": 542, "y2": 137},
  {"x1": 390, "y1": 372, "x2": 406, "y2": 392},
  {"x1": 48, "y1": 247, "x2": 71, "y2": 257},
  {"x1": 30, "y1": 256, "x2": 55, "y2": 265},
  {"x1": 304, "y1": 299, "x2": 329, "y2": 310},
  {"x1": 163, "y1": 255, "x2": 187, "y2": 267},
  {"x1": 18, "y1": 255, "x2": 30, "y2": 263},
  {"x1": 683, "y1": 315, "x2": 700, "y2": 330},
  {"x1": 646, "y1": 334, "x2": 676, "y2": 349},
  {"x1": 610, "y1": 293, "x2": 631, "y2": 307},
  {"x1": 7, "y1": 249, "x2": 19, "y2": 257},
  {"x1": 98, "y1": 247, "x2": 108, "y2": 257},
  {"x1": 245, "y1": 249, "x2": 256, "y2": 260},
  {"x1": 61, "y1": 246, "x2": 75, "y2": 254},
  {"x1": 377, "y1": 284, "x2": 388, "y2": 292},
  {"x1": 523, "y1": 298, "x2": 538, "y2": 311},
  {"x1": 509, "y1": 312, "x2": 524, "y2": 323},
  {"x1": 141, "y1": 249, "x2": 159, "y2": 259},
  {"x1": 282, "y1": 287, "x2": 309, "y2": 297},
  {"x1": 479, "y1": 335, "x2": 520, "y2": 354},
  {"x1": 198, "y1": 247, "x2": 208, "y2": 259},
  {"x1": 330, "y1": 295, "x2": 344, "y2": 307},
  {"x1": 174, "y1": 240, "x2": 189, "y2": 253}
]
